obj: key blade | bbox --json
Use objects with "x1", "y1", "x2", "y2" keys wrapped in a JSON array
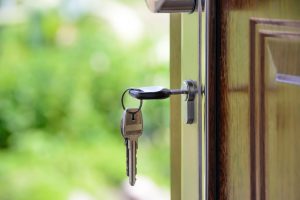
[{"x1": 128, "y1": 139, "x2": 137, "y2": 186}]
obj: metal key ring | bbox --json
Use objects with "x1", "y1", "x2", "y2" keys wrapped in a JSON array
[{"x1": 121, "y1": 88, "x2": 143, "y2": 114}]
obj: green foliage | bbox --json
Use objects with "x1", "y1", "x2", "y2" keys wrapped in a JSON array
[{"x1": 0, "y1": 4, "x2": 169, "y2": 199}]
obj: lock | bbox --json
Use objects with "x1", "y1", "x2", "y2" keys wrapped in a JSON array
[
  {"x1": 182, "y1": 80, "x2": 197, "y2": 124},
  {"x1": 145, "y1": 0, "x2": 198, "y2": 13},
  {"x1": 128, "y1": 80, "x2": 200, "y2": 124}
]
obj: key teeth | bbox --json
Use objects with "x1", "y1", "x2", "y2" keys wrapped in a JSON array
[
  {"x1": 135, "y1": 141, "x2": 137, "y2": 175},
  {"x1": 125, "y1": 139, "x2": 129, "y2": 177},
  {"x1": 135, "y1": 153, "x2": 137, "y2": 175}
]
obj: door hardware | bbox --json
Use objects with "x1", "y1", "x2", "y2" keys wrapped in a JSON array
[
  {"x1": 128, "y1": 80, "x2": 200, "y2": 124},
  {"x1": 145, "y1": 0, "x2": 198, "y2": 13}
]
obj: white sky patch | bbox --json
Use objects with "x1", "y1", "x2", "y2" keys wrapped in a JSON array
[
  {"x1": 94, "y1": 1, "x2": 144, "y2": 44},
  {"x1": 24, "y1": 0, "x2": 60, "y2": 10},
  {"x1": 0, "y1": 5, "x2": 26, "y2": 25},
  {"x1": 122, "y1": 176, "x2": 170, "y2": 200},
  {"x1": 145, "y1": 36, "x2": 169, "y2": 67},
  {"x1": 154, "y1": 36, "x2": 169, "y2": 63},
  {"x1": 68, "y1": 190, "x2": 95, "y2": 200}
]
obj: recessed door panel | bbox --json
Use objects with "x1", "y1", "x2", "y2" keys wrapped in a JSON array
[{"x1": 213, "y1": 1, "x2": 300, "y2": 199}]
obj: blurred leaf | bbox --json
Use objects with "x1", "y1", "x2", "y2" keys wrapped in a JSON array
[{"x1": 0, "y1": 0, "x2": 170, "y2": 198}]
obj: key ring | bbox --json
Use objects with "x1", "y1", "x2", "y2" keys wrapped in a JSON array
[{"x1": 121, "y1": 88, "x2": 143, "y2": 115}]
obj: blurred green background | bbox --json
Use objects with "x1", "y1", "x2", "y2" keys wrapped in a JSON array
[{"x1": 0, "y1": 0, "x2": 170, "y2": 199}]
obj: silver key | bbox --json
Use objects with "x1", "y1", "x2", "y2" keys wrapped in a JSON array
[
  {"x1": 121, "y1": 108, "x2": 143, "y2": 186},
  {"x1": 120, "y1": 121, "x2": 129, "y2": 177}
]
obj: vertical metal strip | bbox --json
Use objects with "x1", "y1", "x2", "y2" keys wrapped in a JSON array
[
  {"x1": 197, "y1": 2, "x2": 203, "y2": 200},
  {"x1": 181, "y1": 12, "x2": 200, "y2": 200}
]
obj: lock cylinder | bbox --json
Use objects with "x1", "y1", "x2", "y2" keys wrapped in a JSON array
[{"x1": 145, "y1": 0, "x2": 197, "y2": 13}]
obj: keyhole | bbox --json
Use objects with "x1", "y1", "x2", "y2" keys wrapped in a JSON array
[{"x1": 131, "y1": 113, "x2": 135, "y2": 121}]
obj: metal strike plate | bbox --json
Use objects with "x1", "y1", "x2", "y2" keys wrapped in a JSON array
[{"x1": 182, "y1": 80, "x2": 197, "y2": 124}]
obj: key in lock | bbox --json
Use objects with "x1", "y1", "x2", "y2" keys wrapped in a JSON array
[{"x1": 128, "y1": 80, "x2": 199, "y2": 124}]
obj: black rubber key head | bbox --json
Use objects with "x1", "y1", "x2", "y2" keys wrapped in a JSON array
[{"x1": 129, "y1": 86, "x2": 171, "y2": 100}]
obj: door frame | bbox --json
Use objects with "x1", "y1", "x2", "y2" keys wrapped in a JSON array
[{"x1": 170, "y1": 2, "x2": 207, "y2": 199}]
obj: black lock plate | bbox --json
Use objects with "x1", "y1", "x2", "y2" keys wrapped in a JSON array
[{"x1": 129, "y1": 86, "x2": 171, "y2": 100}]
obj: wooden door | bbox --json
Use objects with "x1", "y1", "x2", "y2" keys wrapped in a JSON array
[{"x1": 207, "y1": 0, "x2": 300, "y2": 199}]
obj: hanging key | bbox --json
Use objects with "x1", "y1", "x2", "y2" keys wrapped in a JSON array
[
  {"x1": 121, "y1": 108, "x2": 143, "y2": 186},
  {"x1": 128, "y1": 80, "x2": 198, "y2": 124}
]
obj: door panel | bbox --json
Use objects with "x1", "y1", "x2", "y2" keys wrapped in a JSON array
[
  {"x1": 213, "y1": 0, "x2": 300, "y2": 199},
  {"x1": 256, "y1": 26, "x2": 300, "y2": 200}
]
